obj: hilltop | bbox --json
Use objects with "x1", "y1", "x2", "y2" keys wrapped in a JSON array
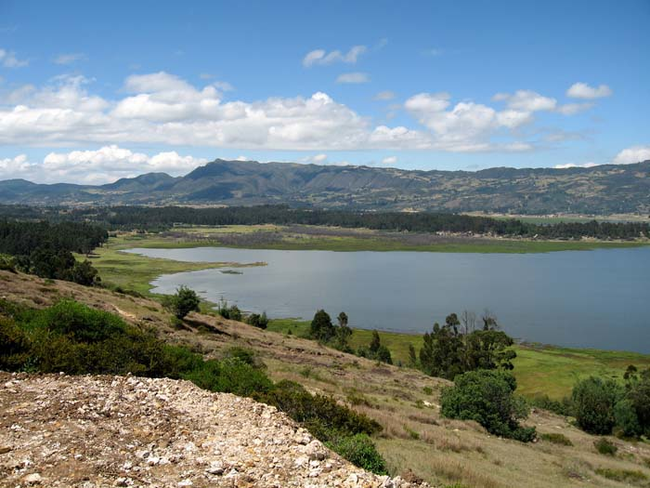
[{"x1": 0, "y1": 159, "x2": 649, "y2": 215}]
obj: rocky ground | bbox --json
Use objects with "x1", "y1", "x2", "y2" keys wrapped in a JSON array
[{"x1": 0, "y1": 372, "x2": 428, "y2": 488}]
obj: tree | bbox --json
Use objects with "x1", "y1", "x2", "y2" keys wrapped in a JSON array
[
  {"x1": 571, "y1": 377, "x2": 621, "y2": 435},
  {"x1": 310, "y1": 309, "x2": 335, "y2": 342},
  {"x1": 441, "y1": 370, "x2": 535, "y2": 442},
  {"x1": 165, "y1": 286, "x2": 201, "y2": 319},
  {"x1": 408, "y1": 344, "x2": 417, "y2": 367},
  {"x1": 337, "y1": 312, "x2": 348, "y2": 328}
]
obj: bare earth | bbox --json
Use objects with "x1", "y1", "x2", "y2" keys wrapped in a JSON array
[{"x1": 0, "y1": 373, "x2": 426, "y2": 488}]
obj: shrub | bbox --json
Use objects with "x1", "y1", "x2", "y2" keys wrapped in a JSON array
[
  {"x1": 539, "y1": 432, "x2": 573, "y2": 446},
  {"x1": 163, "y1": 286, "x2": 200, "y2": 319},
  {"x1": 594, "y1": 438, "x2": 618, "y2": 456},
  {"x1": 247, "y1": 312, "x2": 269, "y2": 329},
  {"x1": 0, "y1": 316, "x2": 31, "y2": 370},
  {"x1": 440, "y1": 370, "x2": 536, "y2": 442},
  {"x1": 529, "y1": 394, "x2": 574, "y2": 417},
  {"x1": 35, "y1": 299, "x2": 126, "y2": 343},
  {"x1": 257, "y1": 380, "x2": 381, "y2": 440},
  {"x1": 614, "y1": 399, "x2": 642, "y2": 437},
  {"x1": 571, "y1": 377, "x2": 621, "y2": 435},
  {"x1": 326, "y1": 434, "x2": 387, "y2": 475}
]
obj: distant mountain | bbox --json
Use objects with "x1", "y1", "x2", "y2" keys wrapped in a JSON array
[{"x1": 1, "y1": 158, "x2": 649, "y2": 215}]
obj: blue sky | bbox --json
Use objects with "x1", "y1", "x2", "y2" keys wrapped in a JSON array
[{"x1": 0, "y1": 0, "x2": 649, "y2": 183}]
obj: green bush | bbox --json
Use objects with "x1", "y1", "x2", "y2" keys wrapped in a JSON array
[
  {"x1": 163, "y1": 286, "x2": 200, "y2": 319},
  {"x1": 257, "y1": 380, "x2": 381, "y2": 440},
  {"x1": 539, "y1": 432, "x2": 573, "y2": 446},
  {"x1": 440, "y1": 369, "x2": 536, "y2": 442},
  {"x1": 34, "y1": 299, "x2": 126, "y2": 343},
  {"x1": 247, "y1": 312, "x2": 269, "y2": 329},
  {"x1": 594, "y1": 438, "x2": 618, "y2": 456},
  {"x1": 529, "y1": 394, "x2": 574, "y2": 417},
  {"x1": 614, "y1": 399, "x2": 642, "y2": 437},
  {"x1": 571, "y1": 377, "x2": 621, "y2": 435},
  {"x1": 326, "y1": 434, "x2": 387, "y2": 475}
]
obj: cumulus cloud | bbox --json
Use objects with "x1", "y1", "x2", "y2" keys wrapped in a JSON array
[
  {"x1": 336, "y1": 72, "x2": 370, "y2": 84},
  {"x1": 302, "y1": 45, "x2": 367, "y2": 67},
  {"x1": 404, "y1": 92, "x2": 533, "y2": 150},
  {"x1": 53, "y1": 53, "x2": 86, "y2": 65},
  {"x1": 493, "y1": 90, "x2": 556, "y2": 112},
  {"x1": 0, "y1": 145, "x2": 207, "y2": 184},
  {"x1": 0, "y1": 71, "x2": 587, "y2": 154},
  {"x1": 0, "y1": 48, "x2": 28, "y2": 68},
  {"x1": 567, "y1": 82, "x2": 612, "y2": 99},
  {"x1": 381, "y1": 156, "x2": 397, "y2": 165},
  {"x1": 555, "y1": 102, "x2": 594, "y2": 115},
  {"x1": 613, "y1": 145, "x2": 650, "y2": 165}
]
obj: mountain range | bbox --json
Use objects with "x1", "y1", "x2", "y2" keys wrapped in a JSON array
[{"x1": 1, "y1": 159, "x2": 649, "y2": 215}]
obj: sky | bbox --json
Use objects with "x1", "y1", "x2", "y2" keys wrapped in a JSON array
[{"x1": 0, "y1": 0, "x2": 649, "y2": 184}]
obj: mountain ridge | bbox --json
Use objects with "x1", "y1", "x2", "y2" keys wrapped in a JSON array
[{"x1": 1, "y1": 158, "x2": 649, "y2": 214}]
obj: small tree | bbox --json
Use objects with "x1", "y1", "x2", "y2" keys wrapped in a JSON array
[
  {"x1": 572, "y1": 377, "x2": 621, "y2": 435},
  {"x1": 441, "y1": 369, "x2": 535, "y2": 442},
  {"x1": 310, "y1": 309, "x2": 335, "y2": 342},
  {"x1": 165, "y1": 286, "x2": 201, "y2": 320}
]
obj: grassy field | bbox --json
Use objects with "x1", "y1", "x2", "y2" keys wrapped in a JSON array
[
  {"x1": 101, "y1": 225, "x2": 648, "y2": 254},
  {"x1": 76, "y1": 232, "x2": 265, "y2": 295},
  {"x1": 267, "y1": 317, "x2": 650, "y2": 400}
]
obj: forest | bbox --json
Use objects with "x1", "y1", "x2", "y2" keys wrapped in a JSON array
[{"x1": 1, "y1": 204, "x2": 648, "y2": 240}]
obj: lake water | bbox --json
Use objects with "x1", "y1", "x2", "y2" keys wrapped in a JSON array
[{"x1": 125, "y1": 246, "x2": 650, "y2": 353}]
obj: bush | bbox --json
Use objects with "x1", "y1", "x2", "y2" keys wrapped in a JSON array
[
  {"x1": 440, "y1": 370, "x2": 536, "y2": 442},
  {"x1": 594, "y1": 438, "x2": 618, "y2": 456},
  {"x1": 539, "y1": 432, "x2": 573, "y2": 446},
  {"x1": 529, "y1": 394, "x2": 574, "y2": 417},
  {"x1": 326, "y1": 434, "x2": 387, "y2": 475},
  {"x1": 257, "y1": 380, "x2": 381, "y2": 440},
  {"x1": 614, "y1": 399, "x2": 642, "y2": 437},
  {"x1": 164, "y1": 286, "x2": 200, "y2": 319},
  {"x1": 572, "y1": 377, "x2": 621, "y2": 435},
  {"x1": 247, "y1": 312, "x2": 269, "y2": 329}
]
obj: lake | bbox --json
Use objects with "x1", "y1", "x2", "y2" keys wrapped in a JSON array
[{"x1": 125, "y1": 246, "x2": 650, "y2": 353}]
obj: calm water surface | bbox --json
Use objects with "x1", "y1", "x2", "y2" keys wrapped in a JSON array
[{"x1": 125, "y1": 247, "x2": 650, "y2": 353}]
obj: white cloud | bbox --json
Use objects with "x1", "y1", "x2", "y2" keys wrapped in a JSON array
[
  {"x1": 496, "y1": 90, "x2": 557, "y2": 112},
  {"x1": 374, "y1": 90, "x2": 395, "y2": 101},
  {"x1": 554, "y1": 162, "x2": 598, "y2": 169},
  {"x1": 404, "y1": 93, "x2": 532, "y2": 149},
  {"x1": 613, "y1": 145, "x2": 650, "y2": 165},
  {"x1": 381, "y1": 156, "x2": 397, "y2": 165},
  {"x1": 312, "y1": 153, "x2": 328, "y2": 163},
  {"x1": 53, "y1": 53, "x2": 85, "y2": 65},
  {"x1": 0, "y1": 71, "x2": 583, "y2": 154},
  {"x1": 0, "y1": 145, "x2": 207, "y2": 184},
  {"x1": 567, "y1": 82, "x2": 612, "y2": 99},
  {"x1": 336, "y1": 72, "x2": 370, "y2": 84},
  {"x1": 303, "y1": 45, "x2": 367, "y2": 67},
  {"x1": 0, "y1": 48, "x2": 28, "y2": 68}
]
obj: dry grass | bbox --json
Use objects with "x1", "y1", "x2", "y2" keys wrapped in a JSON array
[{"x1": 2, "y1": 269, "x2": 650, "y2": 488}]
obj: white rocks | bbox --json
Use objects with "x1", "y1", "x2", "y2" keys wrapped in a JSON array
[
  {"x1": 0, "y1": 372, "x2": 429, "y2": 487},
  {"x1": 23, "y1": 473, "x2": 42, "y2": 484}
]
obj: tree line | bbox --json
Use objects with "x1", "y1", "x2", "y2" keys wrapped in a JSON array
[
  {"x1": 1, "y1": 204, "x2": 648, "y2": 240},
  {"x1": 0, "y1": 220, "x2": 107, "y2": 285}
]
